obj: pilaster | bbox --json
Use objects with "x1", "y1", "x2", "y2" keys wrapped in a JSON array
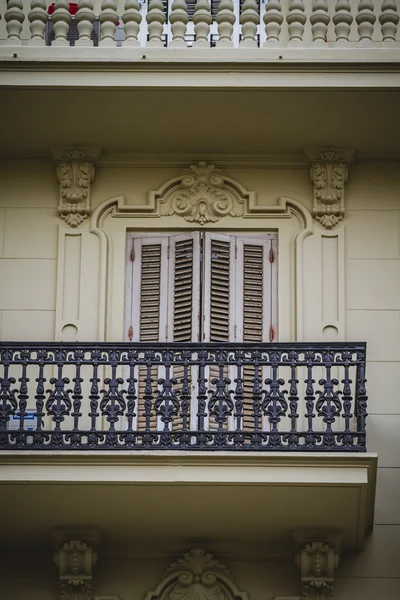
[{"x1": 51, "y1": 146, "x2": 101, "y2": 228}]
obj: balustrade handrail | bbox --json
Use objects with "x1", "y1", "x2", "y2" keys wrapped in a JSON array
[
  {"x1": 1, "y1": 1, "x2": 399, "y2": 51},
  {"x1": 0, "y1": 341, "x2": 367, "y2": 452}
]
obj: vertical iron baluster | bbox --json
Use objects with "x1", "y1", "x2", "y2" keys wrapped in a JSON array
[
  {"x1": 34, "y1": 350, "x2": 47, "y2": 445},
  {"x1": 341, "y1": 352, "x2": 353, "y2": 438},
  {"x1": 234, "y1": 352, "x2": 244, "y2": 432},
  {"x1": 316, "y1": 351, "x2": 341, "y2": 447},
  {"x1": 88, "y1": 354, "x2": 100, "y2": 447},
  {"x1": 262, "y1": 350, "x2": 286, "y2": 447},
  {"x1": 143, "y1": 351, "x2": 154, "y2": 435},
  {"x1": 100, "y1": 351, "x2": 125, "y2": 444},
  {"x1": 46, "y1": 350, "x2": 71, "y2": 443},
  {"x1": 0, "y1": 350, "x2": 17, "y2": 437},
  {"x1": 154, "y1": 352, "x2": 179, "y2": 438},
  {"x1": 287, "y1": 351, "x2": 299, "y2": 447},
  {"x1": 70, "y1": 351, "x2": 83, "y2": 445},
  {"x1": 356, "y1": 358, "x2": 368, "y2": 449},
  {"x1": 196, "y1": 348, "x2": 207, "y2": 433},
  {"x1": 125, "y1": 357, "x2": 137, "y2": 434},
  {"x1": 252, "y1": 351, "x2": 262, "y2": 436},
  {"x1": 17, "y1": 351, "x2": 30, "y2": 443},
  {"x1": 304, "y1": 350, "x2": 316, "y2": 447},
  {"x1": 180, "y1": 351, "x2": 190, "y2": 434}
]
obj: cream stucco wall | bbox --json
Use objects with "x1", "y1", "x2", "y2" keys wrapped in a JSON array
[{"x1": 0, "y1": 158, "x2": 399, "y2": 598}]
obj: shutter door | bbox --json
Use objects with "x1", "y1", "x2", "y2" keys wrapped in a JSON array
[
  {"x1": 203, "y1": 233, "x2": 236, "y2": 431},
  {"x1": 235, "y1": 235, "x2": 277, "y2": 431},
  {"x1": 130, "y1": 237, "x2": 169, "y2": 430},
  {"x1": 167, "y1": 233, "x2": 201, "y2": 431}
]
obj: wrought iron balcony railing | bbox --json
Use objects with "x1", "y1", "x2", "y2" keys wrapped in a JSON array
[{"x1": 0, "y1": 342, "x2": 367, "y2": 452}]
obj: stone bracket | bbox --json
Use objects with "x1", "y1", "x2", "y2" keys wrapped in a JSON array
[
  {"x1": 294, "y1": 533, "x2": 341, "y2": 600},
  {"x1": 53, "y1": 530, "x2": 101, "y2": 600},
  {"x1": 305, "y1": 148, "x2": 354, "y2": 229},
  {"x1": 51, "y1": 146, "x2": 101, "y2": 228}
]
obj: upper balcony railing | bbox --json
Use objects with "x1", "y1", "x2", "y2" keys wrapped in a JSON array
[
  {"x1": 0, "y1": 342, "x2": 367, "y2": 452},
  {"x1": 0, "y1": 1, "x2": 399, "y2": 54}
]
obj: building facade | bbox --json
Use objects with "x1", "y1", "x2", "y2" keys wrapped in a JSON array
[{"x1": 0, "y1": 1, "x2": 399, "y2": 599}]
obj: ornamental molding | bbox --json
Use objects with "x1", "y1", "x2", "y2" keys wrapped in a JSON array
[
  {"x1": 51, "y1": 146, "x2": 101, "y2": 228},
  {"x1": 53, "y1": 531, "x2": 101, "y2": 600},
  {"x1": 145, "y1": 549, "x2": 249, "y2": 600},
  {"x1": 305, "y1": 148, "x2": 354, "y2": 230},
  {"x1": 158, "y1": 162, "x2": 246, "y2": 225}
]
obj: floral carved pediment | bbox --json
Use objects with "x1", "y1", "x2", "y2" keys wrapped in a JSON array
[
  {"x1": 156, "y1": 162, "x2": 247, "y2": 225},
  {"x1": 145, "y1": 550, "x2": 248, "y2": 600}
]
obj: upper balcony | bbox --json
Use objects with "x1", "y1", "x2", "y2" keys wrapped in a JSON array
[{"x1": 1, "y1": 0, "x2": 400, "y2": 70}]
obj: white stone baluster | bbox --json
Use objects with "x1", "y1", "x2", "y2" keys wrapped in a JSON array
[
  {"x1": 76, "y1": 0, "x2": 95, "y2": 46},
  {"x1": 146, "y1": 0, "x2": 166, "y2": 47},
  {"x1": 99, "y1": 0, "x2": 118, "y2": 46},
  {"x1": 169, "y1": 0, "x2": 189, "y2": 47},
  {"x1": 333, "y1": 0, "x2": 353, "y2": 43},
  {"x1": 28, "y1": 1, "x2": 47, "y2": 46},
  {"x1": 52, "y1": 0, "x2": 71, "y2": 46},
  {"x1": 5, "y1": 0, "x2": 25, "y2": 45},
  {"x1": 216, "y1": 0, "x2": 236, "y2": 46},
  {"x1": 379, "y1": 0, "x2": 399, "y2": 42},
  {"x1": 263, "y1": 0, "x2": 283, "y2": 45},
  {"x1": 240, "y1": 0, "x2": 259, "y2": 48},
  {"x1": 310, "y1": 0, "x2": 329, "y2": 44},
  {"x1": 193, "y1": 0, "x2": 212, "y2": 47},
  {"x1": 123, "y1": 0, "x2": 142, "y2": 46},
  {"x1": 356, "y1": 0, "x2": 376, "y2": 42},
  {"x1": 287, "y1": 0, "x2": 307, "y2": 43}
]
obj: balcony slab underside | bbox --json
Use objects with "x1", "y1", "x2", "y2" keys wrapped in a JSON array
[
  {"x1": 0, "y1": 452, "x2": 377, "y2": 556},
  {"x1": 1, "y1": 85, "x2": 399, "y2": 160}
]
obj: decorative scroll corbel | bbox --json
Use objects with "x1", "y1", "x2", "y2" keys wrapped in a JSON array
[
  {"x1": 53, "y1": 532, "x2": 100, "y2": 600},
  {"x1": 51, "y1": 147, "x2": 101, "y2": 228},
  {"x1": 305, "y1": 148, "x2": 354, "y2": 229},
  {"x1": 295, "y1": 540, "x2": 340, "y2": 600}
]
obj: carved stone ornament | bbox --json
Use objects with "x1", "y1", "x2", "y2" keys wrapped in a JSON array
[
  {"x1": 145, "y1": 549, "x2": 249, "y2": 600},
  {"x1": 306, "y1": 148, "x2": 354, "y2": 230},
  {"x1": 51, "y1": 147, "x2": 101, "y2": 228},
  {"x1": 159, "y1": 162, "x2": 245, "y2": 225},
  {"x1": 295, "y1": 541, "x2": 340, "y2": 600},
  {"x1": 54, "y1": 538, "x2": 98, "y2": 600}
]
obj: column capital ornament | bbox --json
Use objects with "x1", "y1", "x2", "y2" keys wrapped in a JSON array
[
  {"x1": 54, "y1": 536, "x2": 99, "y2": 600},
  {"x1": 295, "y1": 541, "x2": 340, "y2": 600},
  {"x1": 305, "y1": 148, "x2": 354, "y2": 229},
  {"x1": 51, "y1": 146, "x2": 101, "y2": 227}
]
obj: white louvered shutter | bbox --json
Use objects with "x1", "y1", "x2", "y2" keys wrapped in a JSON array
[
  {"x1": 167, "y1": 233, "x2": 201, "y2": 430},
  {"x1": 129, "y1": 237, "x2": 169, "y2": 430},
  {"x1": 235, "y1": 235, "x2": 277, "y2": 430}
]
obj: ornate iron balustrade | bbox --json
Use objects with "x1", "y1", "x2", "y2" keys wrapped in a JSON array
[{"x1": 0, "y1": 342, "x2": 367, "y2": 452}]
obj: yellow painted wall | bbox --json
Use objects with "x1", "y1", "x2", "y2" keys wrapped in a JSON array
[{"x1": 0, "y1": 157, "x2": 399, "y2": 598}]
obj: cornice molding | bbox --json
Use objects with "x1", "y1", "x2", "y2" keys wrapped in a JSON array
[{"x1": 97, "y1": 153, "x2": 309, "y2": 169}]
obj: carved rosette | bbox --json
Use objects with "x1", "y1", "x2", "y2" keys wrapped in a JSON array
[
  {"x1": 160, "y1": 162, "x2": 245, "y2": 225},
  {"x1": 52, "y1": 147, "x2": 101, "y2": 228},
  {"x1": 295, "y1": 541, "x2": 339, "y2": 600},
  {"x1": 307, "y1": 149, "x2": 354, "y2": 230},
  {"x1": 146, "y1": 549, "x2": 248, "y2": 600},
  {"x1": 54, "y1": 539, "x2": 98, "y2": 600}
]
